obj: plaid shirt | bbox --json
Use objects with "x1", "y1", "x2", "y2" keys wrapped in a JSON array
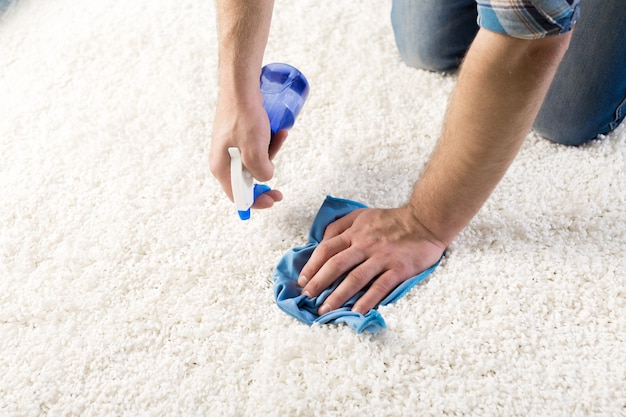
[{"x1": 477, "y1": 0, "x2": 580, "y2": 39}]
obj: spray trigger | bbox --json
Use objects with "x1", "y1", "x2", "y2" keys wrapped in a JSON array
[{"x1": 228, "y1": 147, "x2": 254, "y2": 220}]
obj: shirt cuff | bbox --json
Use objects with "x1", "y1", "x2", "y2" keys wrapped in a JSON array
[{"x1": 477, "y1": 0, "x2": 580, "y2": 40}]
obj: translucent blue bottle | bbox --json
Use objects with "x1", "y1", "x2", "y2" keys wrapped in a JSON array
[{"x1": 260, "y1": 63, "x2": 310, "y2": 134}]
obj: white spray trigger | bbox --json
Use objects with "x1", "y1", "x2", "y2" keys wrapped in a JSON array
[{"x1": 228, "y1": 147, "x2": 254, "y2": 220}]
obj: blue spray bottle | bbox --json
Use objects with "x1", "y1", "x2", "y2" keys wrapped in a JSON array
[{"x1": 228, "y1": 63, "x2": 310, "y2": 220}]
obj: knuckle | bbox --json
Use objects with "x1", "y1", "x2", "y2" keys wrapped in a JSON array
[
  {"x1": 326, "y1": 256, "x2": 345, "y2": 272},
  {"x1": 347, "y1": 268, "x2": 371, "y2": 286},
  {"x1": 315, "y1": 240, "x2": 337, "y2": 259},
  {"x1": 324, "y1": 222, "x2": 341, "y2": 237},
  {"x1": 388, "y1": 257, "x2": 408, "y2": 272},
  {"x1": 370, "y1": 276, "x2": 398, "y2": 295}
]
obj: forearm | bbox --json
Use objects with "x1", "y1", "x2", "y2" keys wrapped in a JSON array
[
  {"x1": 211, "y1": 0, "x2": 279, "y2": 186},
  {"x1": 408, "y1": 29, "x2": 572, "y2": 245},
  {"x1": 215, "y1": 0, "x2": 274, "y2": 101}
]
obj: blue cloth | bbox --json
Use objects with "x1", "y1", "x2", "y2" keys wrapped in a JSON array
[{"x1": 273, "y1": 196, "x2": 441, "y2": 334}]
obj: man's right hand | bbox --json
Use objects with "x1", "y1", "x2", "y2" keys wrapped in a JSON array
[
  {"x1": 213, "y1": 0, "x2": 278, "y2": 209},
  {"x1": 209, "y1": 92, "x2": 288, "y2": 209}
]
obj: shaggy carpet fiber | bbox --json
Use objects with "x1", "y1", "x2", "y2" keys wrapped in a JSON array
[{"x1": 1, "y1": 0, "x2": 625, "y2": 416}]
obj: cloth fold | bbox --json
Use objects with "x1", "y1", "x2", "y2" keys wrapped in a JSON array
[{"x1": 273, "y1": 196, "x2": 440, "y2": 333}]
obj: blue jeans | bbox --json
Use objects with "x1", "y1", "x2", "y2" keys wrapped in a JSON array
[
  {"x1": 0, "y1": 0, "x2": 15, "y2": 13},
  {"x1": 391, "y1": 0, "x2": 626, "y2": 146}
]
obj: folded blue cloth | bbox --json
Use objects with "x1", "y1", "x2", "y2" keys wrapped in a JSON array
[{"x1": 273, "y1": 196, "x2": 441, "y2": 334}]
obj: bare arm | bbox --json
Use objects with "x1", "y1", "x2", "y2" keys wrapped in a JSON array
[
  {"x1": 299, "y1": 28, "x2": 573, "y2": 315},
  {"x1": 209, "y1": 0, "x2": 286, "y2": 207},
  {"x1": 214, "y1": 0, "x2": 272, "y2": 103},
  {"x1": 407, "y1": 28, "x2": 572, "y2": 246}
]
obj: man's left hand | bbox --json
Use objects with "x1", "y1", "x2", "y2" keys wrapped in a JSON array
[{"x1": 297, "y1": 206, "x2": 446, "y2": 315}]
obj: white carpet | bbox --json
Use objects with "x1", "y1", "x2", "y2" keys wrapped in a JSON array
[{"x1": 1, "y1": 0, "x2": 625, "y2": 416}]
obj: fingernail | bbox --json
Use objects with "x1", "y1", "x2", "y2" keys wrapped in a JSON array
[
  {"x1": 297, "y1": 275, "x2": 308, "y2": 287},
  {"x1": 301, "y1": 290, "x2": 311, "y2": 299},
  {"x1": 318, "y1": 303, "x2": 331, "y2": 315}
]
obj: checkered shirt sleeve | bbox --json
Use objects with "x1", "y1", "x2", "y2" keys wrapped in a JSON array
[{"x1": 477, "y1": 0, "x2": 580, "y2": 39}]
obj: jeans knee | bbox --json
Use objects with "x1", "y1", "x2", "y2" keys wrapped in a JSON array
[
  {"x1": 390, "y1": 1, "x2": 474, "y2": 73},
  {"x1": 394, "y1": 38, "x2": 462, "y2": 72},
  {"x1": 534, "y1": 96, "x2": 626, "y2": 146},
  {"x1": 391, "y1": 0, "x2": 477, "y2": 72},
  {"x1": 533, "y1": 118, "x2": 603, "y2": 146}
]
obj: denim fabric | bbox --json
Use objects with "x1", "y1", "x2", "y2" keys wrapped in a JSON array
[
  {"x1": 390, "y1": 0, "x2": 626, "y2": 145},
  {"x1": 391, "y1": 0, "x2": 479, "y2": 72},
  {"x1": 0, "y1": 0, "x2": 15, "y2": 14},
  {"x1": 534, "y1": 0, "x2": 626, "y2": 145}
]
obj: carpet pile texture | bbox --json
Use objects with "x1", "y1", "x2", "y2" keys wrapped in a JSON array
[{"x1": 1, "y1": 1, "x2": 624, "y2": 416}]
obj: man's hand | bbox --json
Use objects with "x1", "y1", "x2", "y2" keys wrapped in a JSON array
[
  {"x1": 212, "y1": 0, "x2": 280, "y2": 209},
  {"x1": 209, "y1": 95, "x2": 287, "y2": 209},
  {"x1": 297, "y1": 206, "x2": 446, "y2": 315}
]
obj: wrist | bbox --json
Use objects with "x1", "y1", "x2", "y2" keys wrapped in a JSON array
[
  {"x1": 398, "y1": 203, "x2": 449, "y2": 251},
  {"x1": 402, "y1": 179, "x2": 469, "y2": 248},
  {"x1": 218, "y1": 65, "x2": 263, "y2": 105}
]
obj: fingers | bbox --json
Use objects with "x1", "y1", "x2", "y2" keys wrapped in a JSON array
[
  {"x1": 322, "y1": 209, "x2": 361, "y2": 240},
  {"x1": 251, "y1": 189, "x2": 283, "y2": 209},
  {"x1": 294, "y1": 212, "x2": 357, "y2": 283},
  {"x1": 351, "y1": 270, "x2": 402, "y2": 315},
  {"x1": 297, "y1": 231, "x2": 353, "y2": 289},
  {"x1": 297, "y1": 210, "x2": 363, "y2": 289},
  {"x1": 209, "y1": 147, "x2": 278, "y2": 202},
  {"x1": 239, "y1": 146, "x2": 275, "y2": 183},
  {"x1": 296, "y1": 207, "x2": 445, "y2": 318},
  {"x1": 209, "y1": 99, "x2": 279, "y2": 200},
  {"x1": 317, "y1": 260, "x2": 388, "y2": 316},
  {"x1": 242, "y1": 129, "x2": 289, "y2": 183},
  {"x1": 300, "y1": 246, "x2": 401, "y2": 316},
  {"x1": 209, "y1": 130, "x2": 288, "y2": 209},
  {"x1": 297, "y1": 223, "x2": 389, "y2": 315},
  {"x1": 208, "y1": 148, "x2": 235, "y2": 201}
]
